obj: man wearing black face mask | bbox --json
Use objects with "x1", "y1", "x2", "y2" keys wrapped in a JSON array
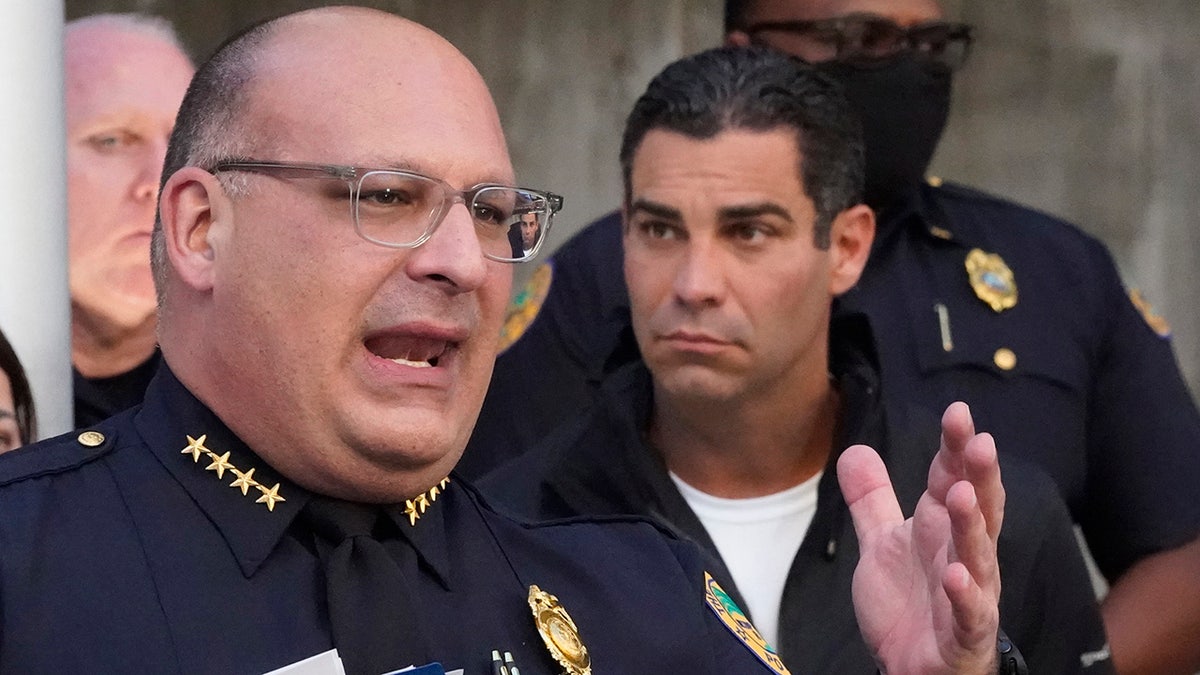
[{"x1": 463, "y1": 4, "x2": 1200, "y2": 672}]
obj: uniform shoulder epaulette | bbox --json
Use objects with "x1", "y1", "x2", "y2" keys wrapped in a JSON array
[
  {"x1": 928, "y1": 179, "x2": 1023, "y2": 208},
  {"x1": 0, "y1": 426, "x2": 119, "y2": 488},
  {"x1": 930, "y1": 179, "x2": 1076, "y2": 225}
]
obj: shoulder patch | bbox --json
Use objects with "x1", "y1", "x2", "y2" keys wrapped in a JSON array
[
  {"x1": 0, "y1": 426, "x2": 117, "y2": 487},
  {"x1": 499, "y1": 262, "x2": 553, "y2": 352},
  {"x1": 704, "y1": 572, "x2": 791, "y2": 674},
  {"x1": 1128, "y1": 288, "x2": 1171, "y2": 338}
]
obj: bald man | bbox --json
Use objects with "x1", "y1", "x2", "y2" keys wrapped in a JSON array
[
  {"x1": 66, "y1": 14, "x2": 194, "y2": 427},
  {"x1": 1, "y1": 8, "x2": 1007, "y2": 674}
]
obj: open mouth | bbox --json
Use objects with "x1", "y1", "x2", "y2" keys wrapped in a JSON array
[{"x1": 364, "y1": 334, "x2": 454, "y2": 368}]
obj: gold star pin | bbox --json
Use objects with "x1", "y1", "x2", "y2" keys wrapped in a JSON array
[
  {"x1": 229, "y1": 467, "x2": 257, "y2": 496},
  {"x1": 182, "y1": 434, "x2": 208, "y2": 462},
  {"x1": 205, "y1": 451, "x2": 233, "y2": 479},
  {"x1": 182, "y1": 435, "x2": 284, "y2": 512},
  {"x1": 255, "y1": 483, "x2": 286, "y2": 511},
  {"x1": 403, "y1": 478, "x2": 451, "y2": 526}
]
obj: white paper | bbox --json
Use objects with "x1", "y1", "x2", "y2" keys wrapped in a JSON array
[{"x1": 263, "y1": 649, "x2": 346, "y2": 675}]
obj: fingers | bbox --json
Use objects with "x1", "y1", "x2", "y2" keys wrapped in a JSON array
[
  {"x1": 838, "y1": 444, "x2": 904, "y2": 538},
  {"x1": 944, "y1": 479, "x2": 1002, "y2": 669},
  {"x1": 941, "y1": 401, "x2": 976, "y2": 453},
  {"x1": 926, "y1": 402, "x2": 977, "y2": 499},
  {"x1": 927, "y1": 404, "x2": 1003, "y2": 540},
  {"x1": 946, "y1": 480, "x2": 1000, "y2": 598},
  {"x1": 943, "y1": 561, "x2": 1001, "y2": 664},
  {"x1": 963, "y1": 431, "x2": 1005, "y2": 543}
]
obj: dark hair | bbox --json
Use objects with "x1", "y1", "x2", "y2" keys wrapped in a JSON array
[
  {"x1": 724, "y1": 0, "x2": 753, "y2": 31},
  {"x1": 619, "y1": 46, "x2": 864, "y2": 248},
  {"x1": 0, "y1": 327, "x2": 37, "y2": 445},
  {"x1": 151, "y1": 16, "x2": 281, "y2": 296}
]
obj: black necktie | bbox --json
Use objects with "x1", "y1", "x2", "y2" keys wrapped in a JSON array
[{"x1": 303, "y1": 496, "x2": 429, "y2": 675}]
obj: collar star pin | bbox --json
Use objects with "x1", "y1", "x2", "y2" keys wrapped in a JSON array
[
  {"x1": 529, "y1": 585, "x2": 591, "y2": 675},
  {"x1": 181, "y1": 434, "x2": 285, "y2": 511},
  {"x1": 403, "y1": 477, "x2": 450, "y2": 526},
  {"x1": 965, "y1": 248, "x2": 1018, "y2": 312}
]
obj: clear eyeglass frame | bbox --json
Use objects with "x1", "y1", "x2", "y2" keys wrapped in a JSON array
[
  {"x1": 209, "y1": 159, "x2": 563, "y2": 263},
  {"x1": 746, "y1": 14, "x2": 975, "y2": 70}
]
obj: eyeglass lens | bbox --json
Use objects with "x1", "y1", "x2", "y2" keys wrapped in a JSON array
[
  {"x1": 354, "y1": 171, "x2": 551, "y2": 262},
  {"x1": 750, "y1": 16, "x2": 972, "y2": 69}
]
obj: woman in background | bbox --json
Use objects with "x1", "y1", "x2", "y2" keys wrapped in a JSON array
[{"x1": 0, "y1": 327, "x2": 36, "y2": 453}]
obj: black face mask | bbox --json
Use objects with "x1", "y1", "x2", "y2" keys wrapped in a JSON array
[{"x1": 817, "y1": 55, "x2": 953, "y2": 212}]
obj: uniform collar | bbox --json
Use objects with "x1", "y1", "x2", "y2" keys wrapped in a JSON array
[
  {"x1": 874, "y1": 180, "x2": 987, "y2": 250},
  {"x1": 133, "y1": 363, "x2": 453, "y2": 587}
]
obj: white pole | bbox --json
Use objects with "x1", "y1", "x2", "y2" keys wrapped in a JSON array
[{"x1": 0, "y1": 2, "x2": 73, "y2": 440}]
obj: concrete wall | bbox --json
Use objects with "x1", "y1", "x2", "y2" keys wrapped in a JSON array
[{"x1": 64, "y1": 0, "x2": 1200, "y2": 399}]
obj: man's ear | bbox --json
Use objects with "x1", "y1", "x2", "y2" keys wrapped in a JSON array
[
  {"x1": 829, "y1": 204, "x2": 875, "y2": 296},
  {"x1": 159, "y1": 167, "x2": 230, "y2": 293},
  {"x1": 726, "y1": 30, "x2": 752, "y2": 47}
]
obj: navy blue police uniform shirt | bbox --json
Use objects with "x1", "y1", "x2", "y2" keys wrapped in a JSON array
[
  {"x1": 0, "y1": 364, "x2": 784, "y2": 675},
  {"x1": 73, "y1": 348, "x2": 162, "y2": 428},
  {"x1": 460, "y1": 181, "x2": 1200, "y2": 582}
]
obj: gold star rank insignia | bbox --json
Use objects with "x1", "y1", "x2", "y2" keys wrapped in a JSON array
[
  {"x1": 205, "y1": 451, "x2": 233, "y2": 479},
  {"x1": 529, "y1": 585, "x2": 591, "y2": 675},
  {"x1": 704, "y1": 572, "x2": 791, "y2": 674},
  {"x1": 181, "y1": 435, "x2": 285, "y2": 512},
  {"x1": 255, "y1": 483, "x2": 285, "y2": 511},
  {"x1": 964, "y1": 248, "x2": 1017, "y2": 312},
  {"x1": 229, "y1": 467, "x2": 257, "y2": 495},
  {"x1": 403, "y1": 478, "x2": 450, "y2": 526},
  {"x1": 182, "y1": 434, "x2": 208, "y2": 462}
]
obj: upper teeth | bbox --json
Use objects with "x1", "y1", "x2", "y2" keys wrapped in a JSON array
[{"x1": 390, "y1": 357, "x2": 432, "y2": 368}]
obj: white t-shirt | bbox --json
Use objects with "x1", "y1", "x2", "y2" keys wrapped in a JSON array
[{"x1": 669, "y1": 470, "x2": 822, "y2": 649}]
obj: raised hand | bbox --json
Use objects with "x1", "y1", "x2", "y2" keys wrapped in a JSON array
[{"x1": 837, "y1": 401, "x2": 1003, "y2": 675}]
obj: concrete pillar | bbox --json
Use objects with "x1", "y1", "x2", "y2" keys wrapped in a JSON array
[{"x1": 0, "y1": 2, "x2": 72, "y2": 440}]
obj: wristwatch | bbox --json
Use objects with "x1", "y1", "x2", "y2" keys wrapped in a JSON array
[{"x1": 997, "y1": 630, "x2": 1029, "y2": 675}]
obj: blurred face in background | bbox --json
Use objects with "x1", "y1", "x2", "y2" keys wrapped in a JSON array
[
  {"x1": 0, "y1": 369, "x2": 20, "y2": 454},
  {"x1": 65, "y1": 22, "x2": 194, "y2": 337}
]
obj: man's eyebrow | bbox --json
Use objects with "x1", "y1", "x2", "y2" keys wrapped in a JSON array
[
  {"x1": 629, "y1": 199, "x2": 682, "y2": 221},
  {"x1": 0, "y1": 410, "x2": 13, "y2": 422},
  {"x1": 718, "y1": 202, "x2": 793, "y2": 223},
  {"x1": 366, "y1": 156, "x2": 513, "y2": 187}
]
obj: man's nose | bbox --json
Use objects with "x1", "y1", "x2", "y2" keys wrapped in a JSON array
[
  {"x1": 672, "y1": 240, "x2": 726, "y2": 308},
  {"x1": 403, "y1": 201, "x2": 490, "y2": 294},
  {"x1": 133, "y1": 138, "x2": 169, "y2": 203}
]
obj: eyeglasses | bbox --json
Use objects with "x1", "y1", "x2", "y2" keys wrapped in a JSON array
[
  {"x1": 209, "y1": 160, "x2": 563, "y2": 263},
  {"x1": 745, "y1": 14, "x2": 974, "y2": 70}
]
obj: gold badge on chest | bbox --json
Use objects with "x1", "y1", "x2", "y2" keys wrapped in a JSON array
[
  {"x1": 964, "y1": 248, "x2": 1018, "y2": 312},
  {"x1": 528, "y1": 585, "x2": 591, "y2": 674}
]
